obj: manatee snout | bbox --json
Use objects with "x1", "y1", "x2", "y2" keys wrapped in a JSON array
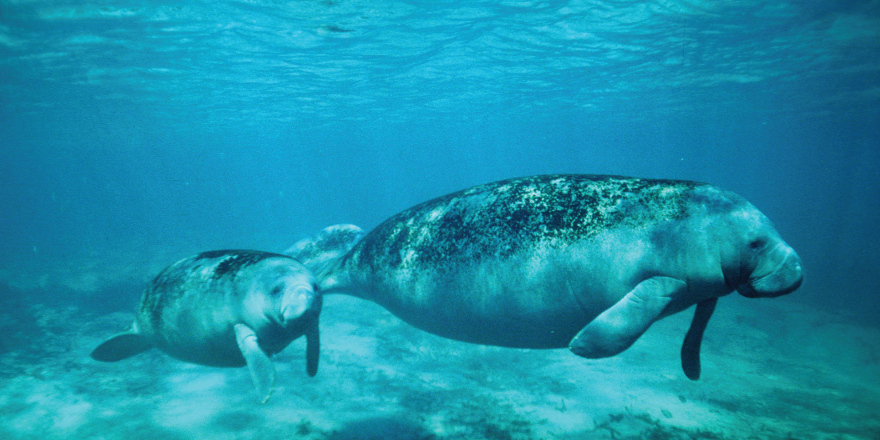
[
  {"x1": 277, "y1": 282, "x2": 322, "y2": 379},
  {"x1": 739, "y1": 244, "x2": 803, "y2": 298},
  {"x1": 281, "y1": 285, "x2": 320, "y2": 325}
]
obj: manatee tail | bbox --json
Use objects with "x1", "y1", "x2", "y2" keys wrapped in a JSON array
[
  {"x1": 284, "y1": 224, "x2": 364, "y2": 279},
  {"x1": 91, "y1": 332, "x2": 153, "y2": 362}
]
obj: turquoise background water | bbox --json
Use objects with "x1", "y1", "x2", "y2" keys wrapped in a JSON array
[{"x1": 1, "y1": 0, "x2": 878, "y2": 319}]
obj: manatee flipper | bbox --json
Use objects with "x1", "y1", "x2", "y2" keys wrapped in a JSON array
[
  {"x1": 680, "y1": 297, "x2": 718, "y2": 381},
  {"x1": 234, "y1": 323, "x2": 275, "y2": 403},
  {"x1": 570, "y1": 277, "x2": 688, "y2": 358},
  {"x1": 91, "y1": 332, "x2": 153, "y2": 362},
  {"x1": 305, "y1": 320, "x2": 320, "y2": 377}
]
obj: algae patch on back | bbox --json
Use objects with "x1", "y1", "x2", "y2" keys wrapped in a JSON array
[{"x1": 351, "y1": 174, "x2": 702, "y2": 272}]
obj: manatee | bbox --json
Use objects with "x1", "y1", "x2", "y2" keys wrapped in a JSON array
[
  {"x1": 91, "y1": 250, "x2": 321, "y2": 401},
  {"x1": 298, "y1": 174, "x2": 803, "y2": 379}
]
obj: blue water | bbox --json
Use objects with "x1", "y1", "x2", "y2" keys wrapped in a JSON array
[
  {"x1": 1, "y1": 1, "x2": 879, "y2": 438},
  {"x1": 3, "y1": 0, "x2": 878, "y2": 319}
]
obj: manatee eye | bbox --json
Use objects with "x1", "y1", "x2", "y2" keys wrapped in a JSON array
[
  {"x1": 312, "y1": 283, "x2": 320, "y2": 293},
  {"x1": 270, "y1": 285, "x2": 283, "y2": 297},
  {"x1": 748, "y1": 239, "x2": 767, "y2": 251}
]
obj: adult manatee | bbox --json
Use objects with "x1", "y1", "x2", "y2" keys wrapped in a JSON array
[{"x1": 294, "y1": 175, "x2": 803, "y2": 379}]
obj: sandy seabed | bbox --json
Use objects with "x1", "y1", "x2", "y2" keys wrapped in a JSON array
[{"x1": 1, "y1": 263, "x2": 879, "y2": 440}]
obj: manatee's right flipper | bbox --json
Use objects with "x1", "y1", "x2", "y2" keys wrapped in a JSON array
[
  {"x1": 305, "y1": 320, "x2": 320, "y2": 377},
  {"x1": 91, "y1": 332, "x2": 153, "y2": 362},
  {"x1": 680, "y1": 297, "x2": 718, "y2": 381},
  {"x1": 284, "y1": 224, "x2": 364, "y2": 277},
  {"x1": 570, "y1": 277, "x2": 688, "y2": 358},
  {"x1": 234, "y1": 323, "x2": 275, "y2": 403}
]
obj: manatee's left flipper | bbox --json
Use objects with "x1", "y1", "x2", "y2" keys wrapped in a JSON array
[
  {"x1": 570, "y1": 276, "x2": 688, "y2": 358},
  {"x1": 234, "y1": 323, "x2": 275, "y2": 403},
  {"x1": 680, "y1": 297, "x2": 718, "y2": 381},
  {"x1": 305, "y1": 319, "x2": 320, "y2": 377}
]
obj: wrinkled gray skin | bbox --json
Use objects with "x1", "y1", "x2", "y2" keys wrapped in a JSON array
[
  {"x1": 91, "y1": 250, "x2": 321, "y2": 402},
  {"x1": 294, "y1": 175, "x2": 803, "y2": 380}
]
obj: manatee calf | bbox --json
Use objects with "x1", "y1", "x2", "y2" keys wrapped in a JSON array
[
  {"x1": 295, "y1": 174, "x2": 803, "y2": 379},
  {"x1": 91, "y1": 250, "x2": 321, "y2": 401}
]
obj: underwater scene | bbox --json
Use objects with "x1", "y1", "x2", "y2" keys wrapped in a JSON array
[{"x1": 1, "y1": 1, "x2": 879, "y2": 439}]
